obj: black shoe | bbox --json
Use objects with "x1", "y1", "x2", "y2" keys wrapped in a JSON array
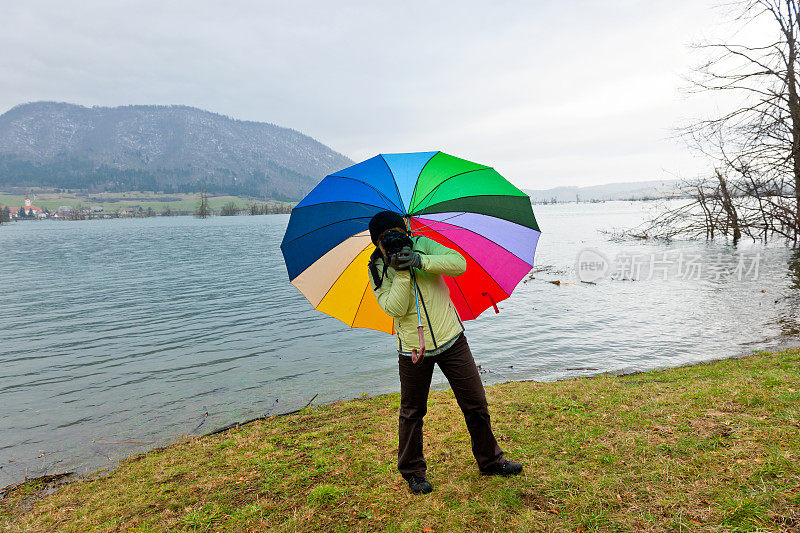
[
  {"x1": 406, "y1": 475, "x2": 433, "y2": 494},
  {"x1": 485, "y1": 460, "x2": 523, "y2": 477}
]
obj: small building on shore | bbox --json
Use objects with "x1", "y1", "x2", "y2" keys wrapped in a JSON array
[{"x1": 9, "y1": 194, "x2": 45, "y2": 219}]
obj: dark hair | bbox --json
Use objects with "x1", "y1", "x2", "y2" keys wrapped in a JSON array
[{"x1": 368, "y1": 211, "x2": 406, "y2": 245}]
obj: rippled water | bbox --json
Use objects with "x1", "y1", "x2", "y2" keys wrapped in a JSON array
[{"x1": 1, "y1": 202, "x2": 798, "y2": 486}]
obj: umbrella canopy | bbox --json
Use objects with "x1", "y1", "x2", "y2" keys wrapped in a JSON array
[{"x1": 280, "y1": 151, "x2": 540, "y2": 333}]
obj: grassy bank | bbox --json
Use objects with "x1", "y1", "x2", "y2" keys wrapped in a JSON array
[{"x1": 2, "y1": 348, "x2": 799, "y2": 532}]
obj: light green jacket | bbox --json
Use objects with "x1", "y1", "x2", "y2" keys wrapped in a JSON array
[{"x1": 369, "y1": 236, "x2": 466, "y2": 352}]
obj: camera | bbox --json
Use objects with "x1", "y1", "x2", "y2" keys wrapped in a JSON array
[{"x1": 380, "y1": 230, "x2": 413, "y2": 258}]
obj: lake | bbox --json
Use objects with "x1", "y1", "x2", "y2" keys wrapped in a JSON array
[{"x1": 1, "y1": 201, "x2": 798, "y2": 486}]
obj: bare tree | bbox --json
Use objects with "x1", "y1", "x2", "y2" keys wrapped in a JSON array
[
  {"x1": 219, "y1": 201, "x2": 239, "y2": 216},
  {"x1": 195, "y1": 188, "x2": 211, "y2": 219},
  {"x1": 68, "y1": 205, "x2": 86, "y2": 221},
  {"x1": 247, "y1": 201, "x2": 294, "y2": 215},
  {"x1": 650, "y1": 1, "x2": 800, "y2": 245}
]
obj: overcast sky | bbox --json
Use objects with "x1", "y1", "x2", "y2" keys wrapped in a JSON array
[{"x1": 1, "y1": 1, "x2": 761, "y2": 189}]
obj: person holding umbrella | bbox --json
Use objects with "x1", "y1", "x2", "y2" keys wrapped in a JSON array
[
  {"x1": 366, "y1": 210, "x2": 523, "y2": 495},
  {"x1": 281, "y1": 152, "x2": 540, "y2": 494}
]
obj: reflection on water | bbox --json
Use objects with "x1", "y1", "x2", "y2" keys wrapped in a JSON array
[
  {"x1": 787, "y1": 250, "x2": 800, "y2": 290},
  {"x1": 775, "y1": 250, "x2": 800, "y2": 336},
  {"x1": 0, "y1": 201, "x2": 798, "y2": 485}
]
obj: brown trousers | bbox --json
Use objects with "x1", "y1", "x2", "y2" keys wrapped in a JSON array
[{"x1": 397, "y1": 333, "x2": 505, "y2": 478}]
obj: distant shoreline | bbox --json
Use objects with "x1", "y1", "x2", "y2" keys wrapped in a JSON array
[{"x1": 0, "y1": 189, "x2": 295, "y2": 219}]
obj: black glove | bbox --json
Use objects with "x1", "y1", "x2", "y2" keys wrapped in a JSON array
[
  {"x1": 396, "y1": 245, "x2": 423, "y2": 270},
  {"x1": 387, "y1": 252, "x2": 401, "y2": 270}
]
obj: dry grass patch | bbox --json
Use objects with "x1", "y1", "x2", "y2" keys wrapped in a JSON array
[{"x1": 1, "y1": 348, "x2": 799, "y2": 532}]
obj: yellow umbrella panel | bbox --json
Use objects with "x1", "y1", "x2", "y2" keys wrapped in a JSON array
[{"x1": 289, "y1": 231, "x2": 394, "y2": 333}]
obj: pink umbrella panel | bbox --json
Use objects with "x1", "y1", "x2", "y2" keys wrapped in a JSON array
[{"x1": 408, "y1": 211, "x2": 540, "y2": 321}]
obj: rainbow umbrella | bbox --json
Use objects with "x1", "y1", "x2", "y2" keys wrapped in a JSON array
[{"x1": 280, "y1": 151, "x2": 540, "y2": 333}]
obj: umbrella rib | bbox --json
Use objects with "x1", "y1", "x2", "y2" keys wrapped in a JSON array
[
  {"x1": 349, "y1": 277, "x2": 372, "y2": 326},
  {"x1": 315, "y1": 242, "x2": 373, "y2": 312},
  {"x1": 290, "y1": 198, "x2": 394, "y2": 213},
  {"x1": 410, "y1": 219, "x2": 509, "y2": 318},
  {"x1": 280, "y1": 214, "x2": 373, "y2": 248},
  {"x1": 409, "y1": 168, "x2": 491, "y2": 213},
  {"x1": 411, "y1": 194, "x2": 539, "y2": 232},
  {"x1": 448, "y1": 245, "x2": 510, "y2": 303},
  {"x1": 379, "y1": 154, "x2": 407, "y2": 213},
  {"x1": 327, "y1": 174, "x2": 405, "y2": 212},
  {"x1": 409, "y1": 212, "x2": 469, "y2": 233},
  {"x1": 412, "y1": 214, "x2": 536, "y2": 267},
  {"x1": 407, "y1": 151, "x2": 440, "y2": 208},
  {"x1": 410, "y1": 218, "x2": 510, "y2": 318},
  {"x1": 450, "y1": 276, "x2": 476, "y2": 321}
]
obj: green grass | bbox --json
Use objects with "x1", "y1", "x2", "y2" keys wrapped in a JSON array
[
  {"x1": 0, "y1": 190, "x2": 293, "y2": 213},
  {"x1": 1, "y1": 348, "x2": 799, "y2": 532}
]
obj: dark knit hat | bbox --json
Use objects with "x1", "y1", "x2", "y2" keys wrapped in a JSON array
[{"x1": 368, "y1": 211, "x2": 406, "y2": 244}]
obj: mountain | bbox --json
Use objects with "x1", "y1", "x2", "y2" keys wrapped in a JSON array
[
  {"x1": 0, "y1": 102, "x2": 352, "y2": 200},
  {"x1": 525, "y1": 179, "x2": 685, "y2": 203}
]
